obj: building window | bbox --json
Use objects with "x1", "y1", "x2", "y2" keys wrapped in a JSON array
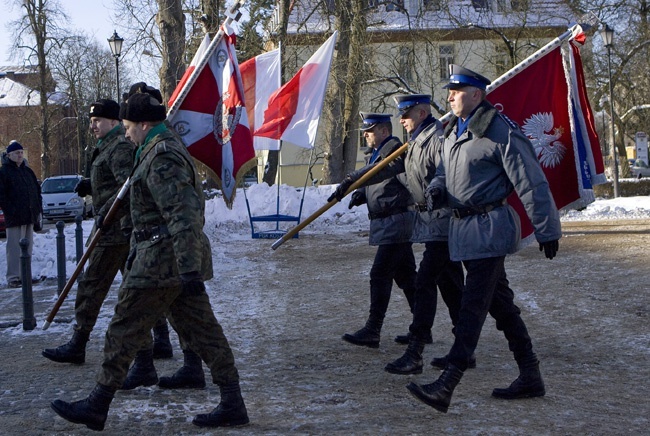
[
  {"x1": 423, "y1": 0, "x2": 444, "y2": 10},
  {"x1": 386, "y1": 0, "x2": 405, "y2": 12},
  {"x1": 398, "y1": 46, "x2": 415, "y2": 85},
  {"x1": 495, "y1": 45, "x2": 510, "y2": 76},
  {"x1": 439, "y1": 45, "x2": 454, "y2": 80},
  {"x1": 510, "y1": 0, "x2": 529, "y2": 11},
  {"x1": 471, "y1": 0, "x2": 490, "y2": 10}
]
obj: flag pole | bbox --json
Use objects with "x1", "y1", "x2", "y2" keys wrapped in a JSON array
[{"x1": 166, "y1": 0, "x2": 245, "y2": 120}]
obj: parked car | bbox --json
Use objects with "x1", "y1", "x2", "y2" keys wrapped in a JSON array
[
  {"x1": 630, "y1": 159, "x2": 650, "y2": 179},
  {"x1": 0, "y1": 207, "x2": 5, "y2": 237},
  {"x1": 41, "y1": 175, "x2": 93, "y2": 221}
]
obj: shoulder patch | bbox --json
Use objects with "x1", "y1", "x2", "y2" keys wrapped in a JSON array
[{"x1": 498, "y1": 113, "x2": 520, "y2": 131}]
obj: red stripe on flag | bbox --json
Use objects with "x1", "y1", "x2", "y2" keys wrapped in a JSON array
[
  {"x1": 179, "y1": 67, "x2": 220, "y2": 115},
  {"x1": 240, "y1": 57, "x2": 257, "y2": 132},
  {"x1": 254, "y1": 67, "x2": 304, "y2": 139},
  {"x1": 168, "y1": 66, "x2": 196, "y2": 108}
]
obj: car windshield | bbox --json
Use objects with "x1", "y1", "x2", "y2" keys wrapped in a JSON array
[
  {"x1": 41, "y1": 178, "x2": 79, "y2": 194},
  {"x1": 635, "y1": 160, "x2": 649, "y2": 168}
]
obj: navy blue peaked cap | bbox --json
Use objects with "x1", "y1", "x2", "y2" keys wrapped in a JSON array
[
  {"x1": 393, "y1": 94, "x2": 431, "y2": 115},
  {"x1": 359, "y1": 112, "x2": 392, "y2": 130},
  {"x1": 444, "y1": 64, "x2": 491, "y2": 90}
]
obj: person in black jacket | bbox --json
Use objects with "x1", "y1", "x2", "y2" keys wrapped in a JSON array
[
  {"x1": 341, "y1": 112, "x2": 417, "y2": 348},
  {"x1": 0, "y1": 140, "x2": 42, "y2": 288}
]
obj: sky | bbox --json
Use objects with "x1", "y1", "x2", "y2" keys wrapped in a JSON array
[{"x1": 0, "y1": 1, "x2": 117, "y2": 66}]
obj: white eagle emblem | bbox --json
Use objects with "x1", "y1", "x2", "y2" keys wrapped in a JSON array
[{"x1": 521, "y1": 112, "x2": 566, "y2": 168}]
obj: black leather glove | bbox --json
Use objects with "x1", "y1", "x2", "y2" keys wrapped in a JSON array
[
  {"x1": 180, "y1": 271, "x2": 206, "y2": 296},
  {"x1": 424, "y1": 185, "x2": 442, "y2": 212},
  {"x1": 74, "y1": 178, "x2": 92, "y2": 197},
  {"x1": 327, "y1": 175, "x2": 356, "y2": 203},
  {"x1": 95, "y1": 214, "x2": 105, "y2": 230},
  {"x1": 539, "y1": 240, "x2": 559, "y2": 260},
  {"x1": 348, "y1": 190, "x2": 366, "y2": 209}
]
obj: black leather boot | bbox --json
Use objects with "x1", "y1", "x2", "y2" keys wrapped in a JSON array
[
  {"x1": 158, "y1": 349, "x2": 206, "y2": 389},
  {"x1": 152, "y1": 317, "x2": 173, "y2": 359},
  {"x1": 193, "y1": 382, "x2": 250, "y2": 427},
  {"x1": 406, "y1": 364, "x2": 464, "y2": 413},
  {"x1": 342, "y1": 318, "x2": 382, "y2": 348},
  {"x1": 51, "y1": 383, "x2": 116, "y2": 431},
  {"x1": 431, "y1": 353, "x2": 476, "y2": 370},
  {"x1": 492, "y1": 354, "x2": 545, "y2": 399},
  {"x1": 384, "y1": 338, "x2": 424, "y2": 375},
  {"x1": 121, "y1": 350, "x2": 158, "y2": 390},
  {"x1": 42, "y1": 330, "x2": 90, "y2": 364},
  {"x1": 394, "y1": 331, "x2": 433, "y2": 345}
]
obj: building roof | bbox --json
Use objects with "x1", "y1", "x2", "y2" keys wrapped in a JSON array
[
  {"x1": 0, "y1": 73, "x2": 68, "y2": 107},
  {"x1": 280, "y1": 0, "x2": 577, "y2": 36}
]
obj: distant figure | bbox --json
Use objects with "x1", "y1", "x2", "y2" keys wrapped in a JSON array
[{"x1": 0, "y1": 140, "x2": 42, "y2": 288}]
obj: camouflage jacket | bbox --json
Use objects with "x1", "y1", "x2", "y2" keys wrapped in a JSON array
[
  {"x1": 89, "y1": 125, "x2": 134, "y2": 246},
  {"x1": 124, "y1": 125, "x2": 213, "y2": 288}
]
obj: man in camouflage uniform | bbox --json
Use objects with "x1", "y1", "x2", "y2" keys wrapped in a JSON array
[
  {"x1": 51, "y1": 90, "x2": 248, "y2": 431},
  {"x1": 42, "y1": 99, "x2": 134, "y2": 365}
]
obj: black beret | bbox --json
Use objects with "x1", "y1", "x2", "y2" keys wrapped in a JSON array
[
  {"x1": 7, "y1": 140, "x2": 23, "y2": 153},
  {"x1": 119, "y1": 93, "x2": 167, "y2": 122},
  {"x1": 89, "y1": 99, "x2": 120, "y2": 120}
]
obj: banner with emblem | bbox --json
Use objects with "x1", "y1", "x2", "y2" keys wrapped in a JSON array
[
  {"x1": 167, "y1": 24, "x2": 256, "y2": 209},
  {"x1": 485, "y1": 27, "x2": 604, "y2": 242}
]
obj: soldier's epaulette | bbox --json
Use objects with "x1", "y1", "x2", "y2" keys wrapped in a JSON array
[
  {"x1": 498, "y1": 112, "x2": 520, "y2": 131},
  {"x1": 153, "y1": 142, "x2": 170, "y2": 154}
]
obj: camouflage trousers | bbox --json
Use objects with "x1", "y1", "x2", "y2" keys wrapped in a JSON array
[
  {"x1": 74, "y1": 244, "x2": 130, "y2": 335},
  {"x1": 97, "y1": 284, "x2": 239, "y2": 389}
]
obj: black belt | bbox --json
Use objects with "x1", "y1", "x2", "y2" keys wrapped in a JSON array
[
  {"x1": 451, "y1": 199, "x2": 506, "y2": 219},
  {"x1": 133, "y1": 225, "x2": 170, "y2": 242},
  {"x1": 368, "y1": 207, "x2": 409, "y2": 220}
]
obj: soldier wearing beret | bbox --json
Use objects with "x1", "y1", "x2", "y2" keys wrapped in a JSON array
[
  {"x1": 407, "y1": 64, "x2": 561, "y2": 413},
  {"x1": 329, "y1": 94, "x2": 466, "y2": 375},
  {"x1": 341, "y1": 112, "x2": 417, "y2": 348},
  {"x1": 51, "y1": 88, "x2": 249, "y2": 430},
  {"x1": 42, "y1": 99, "x2": 134, "y2": 366}
]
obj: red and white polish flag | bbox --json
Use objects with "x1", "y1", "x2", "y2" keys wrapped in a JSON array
[
  {"x1": 167, "y1": 25, "x2": 256, "y2": 208},
  {"x1": 254, "y1": 31, "x2": 338, "y2": 149},
  {"x1": 240, "y1": 48, "x2": 282, "y2": 151},
  {"x1": 486, "y1": 30, "x2": 604, "y2": 242}
]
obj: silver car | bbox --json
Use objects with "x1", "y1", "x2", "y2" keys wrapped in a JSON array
[
  {"x1": 630, "y1": 159, "x2": 650, "y2": 179},
  {"x1": 41, "y1": 175, "x2": 93, "y2": 221}
]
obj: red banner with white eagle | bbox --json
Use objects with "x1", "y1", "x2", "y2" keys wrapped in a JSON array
[
  {"x1": 167, "y1": 25, "x2": 256, "y2": 208},
  {"x1": 486, "y1": 30, "x2": 603, "y2": 242}
]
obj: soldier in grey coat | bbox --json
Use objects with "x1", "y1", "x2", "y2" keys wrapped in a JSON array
[
  {"x1": 407, "y1": 65, "x2": 561, "y2": 413},
  {"x1": 51, "y1": 91, "x2": 248, "y2": 431},
  {"x1": 341, "y1": 112, "x2": 417, "y2": 348},
  {"x1": 329, "y1": 95, "x2": 465, "y2": 375},
  {"x1": 42, "y1": 99, "x2": 134, "y2": 365}
]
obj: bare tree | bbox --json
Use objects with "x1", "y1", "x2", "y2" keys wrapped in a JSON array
[{"x1": 9, "y1": 0, "x2": 69, "y2": 178}]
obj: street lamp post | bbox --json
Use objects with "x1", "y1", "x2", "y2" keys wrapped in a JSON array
[
  {"x1": 107, "y1": 31, "x2": 124, "y2": 102},
  {"x1": 600, "y1": 23, "x2": 619, "y2": 198}
]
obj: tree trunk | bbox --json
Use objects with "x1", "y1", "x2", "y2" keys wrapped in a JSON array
[
  {"x1": 262, "y1": 0, "x2": 292, "y2": 186},
  {"x1": 156, "y1": 0, "x2": 186, "y2": 104},
  {"x1": 322, "y1": 0, "x2": 367, "y2": 184}
]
